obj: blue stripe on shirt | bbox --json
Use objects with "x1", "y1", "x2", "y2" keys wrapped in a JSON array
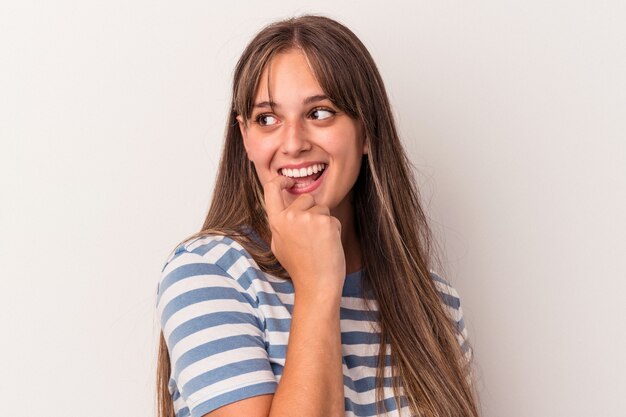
[{"x1": 157, "y1": 235, "x2": 472, "y2": 417}]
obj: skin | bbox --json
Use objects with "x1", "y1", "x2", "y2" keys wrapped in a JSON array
[
  {"x1": 206, "y1": 49, "x2": 367, "y2": 417},
  {"x1": 237, "y1": 48, "x2": 368, "y2": 275}
]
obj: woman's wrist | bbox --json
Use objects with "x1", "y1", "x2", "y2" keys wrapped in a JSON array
[{"x1": 292, "y1": 279, "x2": 344, "y2": 307}]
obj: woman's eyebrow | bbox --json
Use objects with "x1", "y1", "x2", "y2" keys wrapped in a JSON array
[
  {"x1": 253, "y1": 101, "x2": 274, "y2": 109},
  {"x1": 303, "y1": 94, "x2": 329, "y2": 105},
  {"x1": 253, "y1": 94, "x2": 329, "y2": 109}
]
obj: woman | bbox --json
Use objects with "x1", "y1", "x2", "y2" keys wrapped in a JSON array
[{"x1": 156, "y1": 15, "x2": 479, "y2": 417}]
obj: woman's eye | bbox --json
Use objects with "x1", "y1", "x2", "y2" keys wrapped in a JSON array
[
  {"x1": 310, "y1": 108, "x2": 335, "y2": 120},
  {"x1": 256, "y1": 114, "x2": 278, "y2": 126}
]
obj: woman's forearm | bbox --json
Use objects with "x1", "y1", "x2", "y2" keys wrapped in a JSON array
[{"x1": 268, "y1": 292, "x2": 345, "y2": 417}]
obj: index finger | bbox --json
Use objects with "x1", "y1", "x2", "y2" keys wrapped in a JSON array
[{"x1": 263, "y1": 175, "x2": 294, "y2": 216}]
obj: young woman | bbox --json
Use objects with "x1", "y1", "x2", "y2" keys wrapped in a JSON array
[{"x1": 156, "y1": 15, "x2": 479, "y2": 417}]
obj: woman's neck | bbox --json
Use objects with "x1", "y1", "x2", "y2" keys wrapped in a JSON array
[{"x1": 332, "y1": 200, "x2": 362, "y2": 275}]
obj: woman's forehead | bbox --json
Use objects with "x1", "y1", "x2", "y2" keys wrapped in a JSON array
[{"x1": 252, "y1": 50, "x2": 325, "y2": 104}]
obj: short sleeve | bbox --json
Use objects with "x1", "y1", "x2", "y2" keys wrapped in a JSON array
[
  {"x1": 157, "y1": 238, "x2": 277, "y2": 417},
  {"x1": 430, "y1": 272, "x2": 473, "y2": 363}
]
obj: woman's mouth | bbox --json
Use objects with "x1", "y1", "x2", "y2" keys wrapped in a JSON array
[{"x1": 279, "y1": 163, "x2": 327, "y2": 194}]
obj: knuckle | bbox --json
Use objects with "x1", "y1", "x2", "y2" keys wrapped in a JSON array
[
  {"x1": 314, "y1": 204, "x2": 329, "y2": 215},
  {"x1": 297, "y1": 194, "x2": 313, "y2": 205},
  {"x1": 318, "y1": 216, "x2": 333, "y2": 228}
]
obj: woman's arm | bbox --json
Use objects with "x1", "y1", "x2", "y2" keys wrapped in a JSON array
[
  {"x1": 207, "y1": 290, "x2": 344, "y2": 417},
  {"x1": 268, "y1": 289, "x2": 344, "y2": 417},
  {"x1": 207, "y1": 177, "x2": 346, "y2": 417}
]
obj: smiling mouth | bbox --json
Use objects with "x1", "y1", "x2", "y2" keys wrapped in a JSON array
[{"x1": 279, "y1": 163, "x2": 327, "y2": 190}]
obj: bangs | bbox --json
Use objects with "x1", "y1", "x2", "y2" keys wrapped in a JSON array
[
  {"x1": 232, "y1": 27, "x2": 363, "y2": 125},
  {"x1": 300, "y1": 45, "x2": 360, "y2": 119}
]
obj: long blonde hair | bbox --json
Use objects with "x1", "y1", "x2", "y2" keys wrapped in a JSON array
[{"x1": 157, "y1": 15, "x2": 479, "y2": 417}]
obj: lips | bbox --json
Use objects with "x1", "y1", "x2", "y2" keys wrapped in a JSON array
[{"x1": 279, "y1": 164, "x2": 327, "y2": 194}]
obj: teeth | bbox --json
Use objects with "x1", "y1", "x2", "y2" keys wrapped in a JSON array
[{"x1": 280, "y1": 163, "x2": 326, "y2": 178}]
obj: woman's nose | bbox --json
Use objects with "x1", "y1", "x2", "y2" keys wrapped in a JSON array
[{"x1": 279, "y1": 119, "x2": 311, "y2": 155}]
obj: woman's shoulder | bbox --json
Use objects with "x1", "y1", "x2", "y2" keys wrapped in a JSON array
[
  {"x1": 161, "y1": 234, "x2": 254, "y2": 273},
  {"x1": 430, "y1": 271, "x2": 462, "y2": 310},
  {"x1": 430, "y1": 270, "x2": 472, "y2": 357},
  {"x1": 157, "y1": 233, "x2": 271, "y2": 303}
]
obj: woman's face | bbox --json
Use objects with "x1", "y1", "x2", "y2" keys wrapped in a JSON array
[{"x1": 237, "y1": 49, "x2": 367, "y2": 216}]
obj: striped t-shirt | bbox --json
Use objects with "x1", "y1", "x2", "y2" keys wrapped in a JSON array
[{"x1": 157, "y1": 234, "x2": 471, "y2": 417}]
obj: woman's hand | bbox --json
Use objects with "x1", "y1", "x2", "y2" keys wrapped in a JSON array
[{"x1": 264, "y1": 176, "x2": 346, "y2": 299}]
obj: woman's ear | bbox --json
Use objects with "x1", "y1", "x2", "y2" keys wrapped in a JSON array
[
  {"x1": 236, "y1": 115, "x2": 249, "y2": 153},
  {"x1": 360, "y1": 123, "x2": 368, "y2": 155}
]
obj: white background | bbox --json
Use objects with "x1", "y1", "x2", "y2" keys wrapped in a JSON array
[{"x1": 1, "y1": 1, "x2": 625, "y2": 416}]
